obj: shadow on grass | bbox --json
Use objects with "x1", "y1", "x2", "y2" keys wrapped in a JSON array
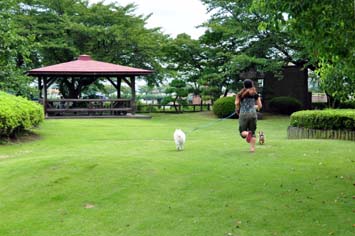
[{"x1": 0, "y1": 130, "x2": 41, "y2": 145}]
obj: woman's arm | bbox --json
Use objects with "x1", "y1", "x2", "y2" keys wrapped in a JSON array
[
  {"x1": 255, "y1": 97, "x2": 262, "y2": 111},
  {"x1": 235, "y1": 96, "x2": 240, "y2": 113}
]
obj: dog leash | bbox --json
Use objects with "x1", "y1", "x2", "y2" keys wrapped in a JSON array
[{"x1": 186, "y1": 111, "x2": 236, "y2": 135}]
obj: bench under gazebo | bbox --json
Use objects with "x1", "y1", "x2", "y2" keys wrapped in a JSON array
[{"x1": 28, "y1": 55, "x2": 153, "y2": 118}]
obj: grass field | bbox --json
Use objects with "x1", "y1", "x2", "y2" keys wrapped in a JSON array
[{"x1": 0, "y1": 112, "x2": 354, "y2": 236}]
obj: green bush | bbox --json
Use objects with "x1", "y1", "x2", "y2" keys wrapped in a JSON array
[
  {"x1": 213, "y1": 96, "x2": 236, "y2": 118},
  {"x1": 290, "y1": 109, "x2": 355, "y2": 131},
  {"x1": 138, "y1": 104, "x2": 159, "y2": 113},
  {"x1": 269, "y1": 96, "x2": 302, "y2": 115},
  {"x1": 0, "y1": 91, "x2": 44, "y2": 137},
  {"x1": 136, "y1": 101, "x2": 144, "y2": 112},
  {"x1": 339, "y1": 100, "x2": 355, "y2": 109},
  {"x1": 136, "y1": 101, "x2": 160, "y2": 113}
]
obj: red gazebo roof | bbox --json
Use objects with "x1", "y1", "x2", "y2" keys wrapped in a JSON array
[{"x1": 28, "y1": 55, "x2": 153, "y2": 76}]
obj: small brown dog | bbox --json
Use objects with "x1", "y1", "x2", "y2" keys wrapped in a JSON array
[{"x1": 259, "y1": 131, "x2": 265, "y2": 145}]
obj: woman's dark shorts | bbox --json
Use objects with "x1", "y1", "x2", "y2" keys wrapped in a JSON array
[{"x1": 238, "y1": 112, "x2": 257, "y2": 138}]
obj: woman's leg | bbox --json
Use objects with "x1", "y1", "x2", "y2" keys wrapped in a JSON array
[
  {"x1": 239, "y1": 115, "x2": 248, "y2": 139},
  {"x1": 241, "y1": 131, "x2": 249, "y2": 138},
  {"x1": 249, "y1": 116, "x2": 257, "y2": 152},
  {"x1": 239, "y1": 114, "x2": 256, "y2": 148},
  {"x1": 250, "y1": 136, "x2": 256, "y2": 152}
]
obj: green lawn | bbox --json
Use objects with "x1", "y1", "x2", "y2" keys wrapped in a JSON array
[{"x1": 0, "y1": 112, "x2": 354, "y2": 236}]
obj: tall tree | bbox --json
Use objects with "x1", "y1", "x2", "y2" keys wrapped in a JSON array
[
  {"x1": 252, "y1": 0, "x2": 355, "y2": 103},
  {"x1": 0, "y1": 0, "x2": 36, "y2": 96},
  {"x1": 163, "y1": 33, "x2": 206, "y2": 95},
  {"x1": 14, "y1": 0, "x2": 170, "y2": 97},
  {"x1": 199, "y1": 0, "x2": 308, "y2": 99}
]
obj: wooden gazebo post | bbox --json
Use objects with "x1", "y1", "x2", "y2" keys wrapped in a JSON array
[
  {"x1": 38, "y1": 76, "x2": 42, "y2": 99},
  {"x1": 43, "y1": 77, "x2": 48, "y2": 116},
  {"x1": 117, "y1": 77, "x2": 122, "y2": 99},
  {"x1": 130, "y1": 75, "x2": 136, "y2": 114}
]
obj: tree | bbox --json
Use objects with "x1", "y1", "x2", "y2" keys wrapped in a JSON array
[
  {"x1": 163, "y1": 34, "x2": 206, "y2": 95},
  {"x1": 165, "y1": 79, "x2": 189, "y2": 112},
  {"x1": 319, "y1": 63, "x2": 355, "y2": 106},
  {"x1": 0, "y1": 0, "x2": 36, "y2": 96},
  {"x1": 198, "y1": 0, "x2": 310, "y2": 99},
  {"x1": 252, "y1": 0, "x2": 355, "y2": 103},
  {"x1": 13, "y1": 0, "x2": 170, "y2": 97}
]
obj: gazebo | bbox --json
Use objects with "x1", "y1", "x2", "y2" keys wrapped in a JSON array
[{"x1": 28, "y1": 55, "x2": 153, "y2": 117}]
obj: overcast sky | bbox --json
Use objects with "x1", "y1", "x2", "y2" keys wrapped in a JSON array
[{"x1": 89, "y1": 0, "x2": 210, "y2": 39}]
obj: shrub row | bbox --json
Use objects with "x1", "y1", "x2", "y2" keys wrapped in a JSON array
[
  {"x1": 290, "y1": 109, "x2": 355, "y2": 131},
  {"x1": 0, "y1": 91, "x2": 44, "y2": 137}
]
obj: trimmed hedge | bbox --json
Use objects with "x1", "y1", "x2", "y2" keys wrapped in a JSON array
[
  {"x1": 290, "y1": 109, "x2": 355, "y2": 131},
  {"x1": 269, "y1": 96, "x2": 302, "y2": 115},
  {"x1": 213, "y1": 96, "x2": 236, "y2": 118},
  {"x1": 0, "y1": 91, "x2": 44, "y2": 137}
]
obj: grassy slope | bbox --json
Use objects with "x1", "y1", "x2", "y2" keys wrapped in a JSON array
[{"x1": 0, "y1": 112, "x2": 354, "y2": 236}]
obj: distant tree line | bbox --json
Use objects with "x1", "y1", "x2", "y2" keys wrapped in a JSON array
[{"x1": 1, "y1": 0, "x2": 354, "y2": 106}]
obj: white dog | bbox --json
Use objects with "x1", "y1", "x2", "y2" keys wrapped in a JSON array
[{"x1": 173, "y1": 129, "x2": 186, "y2": 151}]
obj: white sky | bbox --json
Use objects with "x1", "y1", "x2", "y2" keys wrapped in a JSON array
[{"x1": 89, "y1": 0, "x2": 210, "y2": 39}]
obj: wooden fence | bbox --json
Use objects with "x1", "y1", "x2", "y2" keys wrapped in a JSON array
[
  {"x1": 44, "y1": 99, "x2": 132, "y2": 116},
  {"x1": 287, "y1": 126, "x2": 355, "y2": 141},
  {"x1": 41, "y1": 99, "x2": 211, "y2": 116},
  {"x1": 137, "y1": 104, "x2": 211, "y2": 113}
]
